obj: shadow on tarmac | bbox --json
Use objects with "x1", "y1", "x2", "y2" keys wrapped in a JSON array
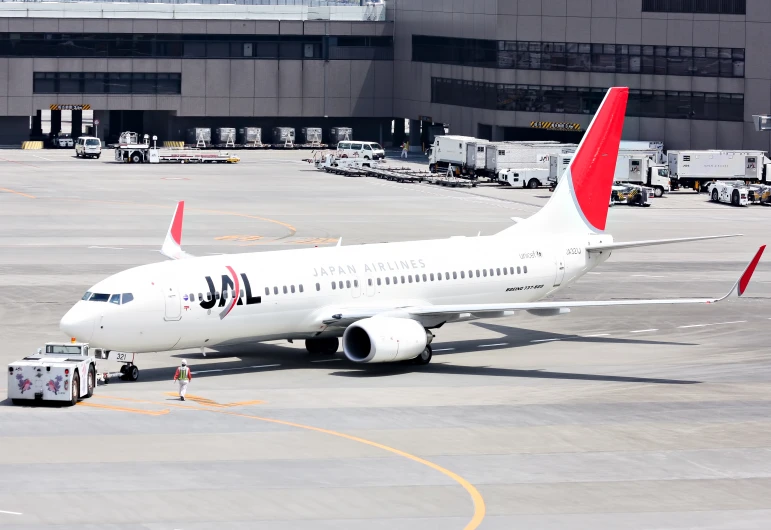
[{"x1": 102, "y1": 321, "x2": 698, "y2": 386}]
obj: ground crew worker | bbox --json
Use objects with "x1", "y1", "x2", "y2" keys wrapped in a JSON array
[
  {"x1": 173, "y1": 360, "x2": 192, "y2": 401},
  {"x1": 401, "y1": 140, "x2": 409, "y2": 159}
]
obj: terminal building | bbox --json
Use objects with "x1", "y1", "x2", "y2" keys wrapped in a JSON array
[{"x1": 0, "y1": 0, "x2": 768, "y2": 151}]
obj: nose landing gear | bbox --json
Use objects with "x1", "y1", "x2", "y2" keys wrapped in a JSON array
[
  {"x1": 119, "y1": 363, "x2": 139, "y2": 382},
  {"x1": 95, "y1": 351, "x2": 140, "y2": 384}
]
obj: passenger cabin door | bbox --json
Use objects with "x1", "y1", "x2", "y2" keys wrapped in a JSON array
[{"x1": 163, "y1": 285, "x2": 182, "y2": 321}]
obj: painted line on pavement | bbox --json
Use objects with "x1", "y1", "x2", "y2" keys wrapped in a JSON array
[
  {"x1": 311, "y1": 358, "x2": 342, "y2": 363},
  {"x1": 479, "y1": 343, "x2": 508, "y2": 347},
  {"x1": 714, "y1": 320, "x2": 747, "y2": 325},
  {"x1": 0, "y1": 187, "x2": 36, "y2": 199},
  {"x1": 0, "y1": 510, "x2": 22, "y2": 515},
  {"x1": 213, "y1": 408, "x2": 487, "y2": 530},
  {"x1": 631, "y1": 274, "x2": 665, "y2": 278},
  {"x1": 678, "y1": 324, "x2": 708, "y2": 328},
  {"x1": 88, "y1": 245, "x2": 124, "y2": 250},
  {"x1": 192, "y1": 364, "x2": 280, "y2": 374},
  {"x1": 77, "y1": 401, "x2": 169, "y2": 416},
  {"x1": 629, "y1": 329, "x2": 658, "y2": 333},
  {"x1": 531, "y1": 338, "x2": 561, "y2": 343},
  {"x1": 584, "y1": 333, "x2": 610, "y2": 337},
  {"x1": 433, "y1": 348, "x2": 455, "y2": 352}
]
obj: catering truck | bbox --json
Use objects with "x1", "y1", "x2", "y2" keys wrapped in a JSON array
[
  {"x1": 548, "y1": 150, "x2": 670, "y2": 196},
  {"x1": 668, "y1": 150, "x2": 771, "y2": 192},
  {"x1": 428, "y1": 135, "x2": 480, "y2": 175},
  {"x1": 8, "y1": 342, "x2": 96, "y2": 406}
]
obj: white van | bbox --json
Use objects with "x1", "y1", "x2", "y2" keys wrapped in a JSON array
[
  {"x1": 75, "y1": 136, "x2": 102, "y2": 159},
  {"x1": 337, "y1": 141, "x2": 385, "y2": 161}
]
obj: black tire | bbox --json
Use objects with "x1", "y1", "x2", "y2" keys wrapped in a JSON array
[
  {"x1": 364, "y1": 156, "x2": 370, "y2": 160},
  {"x1": 96, "y1": 154, "x2": 101, "y2": 159},
  {"x1": 11, "y1": 399, "x2": 25, "y2": 406},
  {"x1": 711, "y1": 189, "x2": 718, "y2": 202},
  {"x1": 527, "y1": 178, "x2": 539, "y2": 189},
  {"x1": 654, "y1": 187, "x2": 664, "y2": 198},
  {"x1": 413, "y1": 345, "x2": 432, "y2": 365},
  {"x1": 85, "y1": 365, "x2": 96, "y2": 398},
  {"x1": 69, "y1": 372, "x2": 80, "y2": 406},
  {"x1": 732, "y1": 190, "x2": 739, "y2": 206},
  {"x1": 128, "y1": 365, "x2": 139, "y2": 382},
  {"x1": 130, "y1": 153, "x2": 142, "y2": 163}
]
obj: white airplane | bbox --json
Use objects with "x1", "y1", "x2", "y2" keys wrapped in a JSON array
[{"x1": 60, "y1": 87, "x2": 765, "y2": 381}]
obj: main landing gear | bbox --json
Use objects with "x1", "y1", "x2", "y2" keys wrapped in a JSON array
[
  {"x1": 412, "y1": 345, "x2": 433, "y2": 365},
  {"x1": 305, "y1": 337, "x2": 339, "y2": 355}
]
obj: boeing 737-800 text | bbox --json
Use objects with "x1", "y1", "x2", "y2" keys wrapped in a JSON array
[{"x1": 60, "y1": 87, "x2": 765, "y2": 380}]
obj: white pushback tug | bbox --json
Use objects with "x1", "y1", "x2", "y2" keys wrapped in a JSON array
[{"x1": 8, "y1": 341, "x2": 97, "y2": 406}]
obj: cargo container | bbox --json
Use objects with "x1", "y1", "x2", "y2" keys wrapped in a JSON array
[
  {"x1": 667, "y1": 150, "x2": 771, "y2": 191},
  {"x1": 186, "y1": 128, "x2": 211, "y2": 147},
  {"x1": 237, "y1": 127, "x2": 262, "y2": 146},
  {"x1": 214, "y1": 127, "x2": 236, "y2": 146},
  {"x1": 273, "y1": 127, "x2": 296, "y2": 147},
  {"x1": 329, "y1": 127, "x2": 353, "y2": 144},
  {"x1": 300, "y1": 127, "x2": 322, "y2": 145}
]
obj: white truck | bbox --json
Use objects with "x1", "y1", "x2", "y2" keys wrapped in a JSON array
[
  {"x1": 705, "y1": 180, "x2": 750, "y2": 206},
  {"x1": 497, "y1": 167, "x2": 550, "y2": 188},
  {"x1": 114, "y1": 132, "x2": 240, "y2": 164},
  {"x1": 668, "y1": 150, "x2": 771, "y2": 192},
  {"x1": 491, "y1": 143, "x2": 578, "y2": 188},
  {"x1": 8, "y1": 342, "x2": 97, "y2": 406},
  {"x1": 464, "y1": 140, "x2": 493, "y2": 179},
  {"x1": 548, "y1": 150, "x2": 670, "y2": 196},
  {"x1": 428, "y1": 135, "x2": 480, "y2": 176}
]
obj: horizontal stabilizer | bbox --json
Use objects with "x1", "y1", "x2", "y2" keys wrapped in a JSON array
[{"x1": 586, "y1": 234, "x2": 741, "y2": 252}]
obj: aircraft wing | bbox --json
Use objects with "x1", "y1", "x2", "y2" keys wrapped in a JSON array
[
  {"x1": 586, "y1": 234, "x2": 741, "y2": 252},
  {"x1": 322, "y1": 245, "x2": 764, "y2": 326},
  {"x1": 160, "y1": 200, "x2": 195, "y2": 260}
]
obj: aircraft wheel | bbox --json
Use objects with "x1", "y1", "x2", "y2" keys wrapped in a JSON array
[
  {"x1": 128, "y1": 365, "x2": 139, "y2": 381},
  {"x1": 413, "y1": 345, "x2": 432, "y2": 365}
]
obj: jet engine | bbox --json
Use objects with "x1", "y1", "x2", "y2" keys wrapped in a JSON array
[{"x1": 343, "y1": 317, "x2": 429, "y2": 363}]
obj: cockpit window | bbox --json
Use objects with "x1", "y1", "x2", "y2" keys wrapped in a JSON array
[
  {"x1": 109, "y1": 294, "x2": 121, "y2": 305},
  {"x1": 122, "y1": 293, "x2": 134, "y2": 304},
  {"x1": 89, "y1": 293, "x2": 110, "y2": 302},
  {"x1": 81, "y1": 291, "x2": 92, "y2": 301}
]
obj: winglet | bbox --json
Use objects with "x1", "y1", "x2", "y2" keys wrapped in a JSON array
[
  {"x1": 715, "y1": 245, "x2": 765, "y2": 301},
  {"x1": 737, "y1": 245, "x2": 765, "y2": 296},
  {"x1": 160, "y1": 201, "x2": 193, "y2": 260}
]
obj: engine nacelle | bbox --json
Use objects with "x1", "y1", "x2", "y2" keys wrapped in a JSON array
[{"x1": 343, "y1": 317, "x2": 428, "y2": 363}]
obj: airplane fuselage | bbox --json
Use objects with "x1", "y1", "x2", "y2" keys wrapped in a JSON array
[{"x1": 62, "y1": 231, "x2": 610, "y2": 353}]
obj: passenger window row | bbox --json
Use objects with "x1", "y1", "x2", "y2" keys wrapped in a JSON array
[{"x1": 187, "y1": 265, "x2": 529, "y2": 303}]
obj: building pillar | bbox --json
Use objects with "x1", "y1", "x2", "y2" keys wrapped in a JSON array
[
  {"x1": 71, "y1": 110, "x2": 83, "y2": 139},
  {"x1": 51, "y1": 110, "x2": 61, "y2": 136},
  {"x1": 30, "y1": 110, "x2": 43, "y2": 139},
  {"x1": 408, "y1": 119, "x2": 421, "y2": 152}
]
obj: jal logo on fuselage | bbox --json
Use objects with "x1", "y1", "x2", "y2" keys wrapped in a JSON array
[{"x1": 199, "y1": 265, "x2": 261, "y2": 320}]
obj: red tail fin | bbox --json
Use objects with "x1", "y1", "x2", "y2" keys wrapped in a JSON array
[{"x1": 570, "y1": 87, "x2": 628, "y2": 231}]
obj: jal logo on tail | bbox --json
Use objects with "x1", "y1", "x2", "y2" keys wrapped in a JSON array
[{"x1": 200, "y1": 266, "x2": 261, "y2": 319}]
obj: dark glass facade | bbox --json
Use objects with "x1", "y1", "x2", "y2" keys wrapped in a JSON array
[
  {"x1": 0, "y1": 33, "x2": 393, "y2": 60},
  {"x1": 34, "y1": 72, "x2": 182, "y2": 94},
  {"x1": 413, "y1": 36, "x2": 745, "y2": 78},
  {"x1": 431, "y1": 77, "x2": 745, "y2": 122},
  {"x1": 642, "y1": 0, "x2": 746, "y2": 14}
]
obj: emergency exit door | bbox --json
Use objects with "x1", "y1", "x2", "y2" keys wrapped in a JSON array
[
  {"x1": 553, "y1": 259, "x2": 565, "y2": 287},
  {"x1": 164, "y1": 286, "x2": 182, "y2": 321}
]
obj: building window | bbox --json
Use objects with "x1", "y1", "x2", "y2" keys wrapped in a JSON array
[
  {"x1": 33, "y1": 72, "x2": 181, "y2": 94},
  {"x1": 431, "y1": 77, "x2": 744, "y2": 122},
  {"x1": 642, "y1": 0, "x2": 745, "y2": 14},
  {"x1": 413, "y1": 35, "x2": 744, "y2": 78}
]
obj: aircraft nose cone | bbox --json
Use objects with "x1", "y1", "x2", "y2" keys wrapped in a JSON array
[{"x1": 59, "y1": 308, "x2": 95, "y2": 342}]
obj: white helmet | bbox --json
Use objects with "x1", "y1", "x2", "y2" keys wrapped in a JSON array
[{"x1": 181, "y1": 360, "x2": 187, "y2": 366}]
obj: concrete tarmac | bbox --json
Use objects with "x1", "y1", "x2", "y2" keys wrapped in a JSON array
[{"x1": 1, "y1": 149, "x2": 771, "y2": 529}]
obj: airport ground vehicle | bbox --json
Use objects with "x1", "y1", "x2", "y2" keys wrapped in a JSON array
[
  {"x1": 51, "y1": 132, "x2": 73, "y2": 148},
  {"x1": 548, "y1": 150, "x2": 670, "y2": 196},
  {"x1": 498, "y1": 167, "x2": 550, "y2": 188},
  {"x1": 60, "y1": 88, "x2": 764, "y2": 375},
  {"x1": 668, "y1": 150, "x2": 771, "y2": 191},
  {"x1": 489, "y1": 142, "x2": 577, "y2": 187},
  {"x1": 336, "y1": 141, "x2": 385, "y2": 160},
  {"x1": 427, "y1": 135, "x2": 479, "y2": 175},
  {"x1": 706, "y1": 180, "x2": 750, "y2": 206},
  {"x1": 611, "y1": 184, "x2": 654, "y2": 206},
  {"x1": 114, "y1": 132, "x2": 239, "y2": 164},
  {"x1": 8, "y1": 342, "x2": 96, "y2": 406},
  {"x1": 75, "y1": 136, "x2": 101, "y2": 159},
  {"x1": 746, "y1": 183, "x2": 771, "y2": 204}
]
